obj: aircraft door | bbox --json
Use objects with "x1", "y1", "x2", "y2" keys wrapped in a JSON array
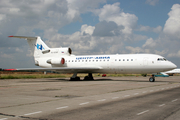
[{"x1": 143, "y1": 57, "x2": 148, "y2": 66}]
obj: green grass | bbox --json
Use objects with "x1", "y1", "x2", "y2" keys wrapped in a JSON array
[
  {"x1": 0, "y1": 74, "x2": 66, "y2": 79},
  {"x1": 0, "y1": 72, "x2": 151, "y2": 79},
  {"x1": 105, "y1": 74, "x2": 142, "y2": 77}
]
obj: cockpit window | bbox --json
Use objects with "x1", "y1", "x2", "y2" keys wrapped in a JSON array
[
  {"x1": 157, "y1": 58, "x2": 167, "y2": 61},
  {"x1": 163, "y1": 58, "x2": 167, "y2": 61}
]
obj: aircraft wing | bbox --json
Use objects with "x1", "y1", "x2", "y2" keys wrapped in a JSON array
[{"x1": 4, "y1": 67, "x2": 102, "y2": 73}]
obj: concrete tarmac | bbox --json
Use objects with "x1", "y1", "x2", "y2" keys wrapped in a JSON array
[{"x1": 0, "y1": 76, "x2": 180, "y2": 120}]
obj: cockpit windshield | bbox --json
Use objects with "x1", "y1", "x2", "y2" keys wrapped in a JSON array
[{"x1": 157, "y1": 58, "x2": 167, "y2": 61}]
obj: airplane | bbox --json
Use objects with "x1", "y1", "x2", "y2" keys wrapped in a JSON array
[
  {"x1": 162, "y1": 68, "x2": 180, "y2": 76},
  {"x1": 5, "y1": 36, "x2": 177, "y2": 82}
]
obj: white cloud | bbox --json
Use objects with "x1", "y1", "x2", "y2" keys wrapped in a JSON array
[
  {"x1": 81, "y1": 24, "x2": 95, "y2": 36},
  {"x1": 167, "y1": 50, "x2": 180, "y2": 58},
  {"x1": 1, "y1": 53, "x2": 12, "y2": 58},
  {"x1": 137, "y1": 25, "x2": 162, "y2": 33},
  {"x1": 143, "y1": 38, "x2": 157, "y2": 48},
  {"x1": 146, "y1": 0, "x2": 159, "y2": 6},
  {"x1": 0, "y1": 14, "x2": 6, "y2": 21},
  {"x1": 93, "y1": 2, "x2": 138, "y2": 34},
  {"x1": 153, "y1": 26, "x2": 162, "y2": 33},
  {"x1": 138, "y1": 25, "x2": 151, "y2": 32},
  {"x1": 67, "y1": 0, "x2": 106, "y2": 13},
  {"x1": 154, "y1": 50, "x2": 167, "y2": 56},
  {"x1": 92, "y1": 21, "x2": 120, "y2": 36},
  {"x1": 125, "y1": 46, "x2": 150, "y2": 54},
  {"x1": 163, "y1": 4, "x2": 180, "y2": 39}
]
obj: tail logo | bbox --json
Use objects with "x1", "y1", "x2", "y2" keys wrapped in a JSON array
[{"x1": 35, "y1": 44, "x2": 44, "y2": 50}]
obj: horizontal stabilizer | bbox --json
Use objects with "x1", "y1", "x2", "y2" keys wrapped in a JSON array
[
  {"x1": 9, "y1": 35, "x2": 50, "y2": 58},
  {"x1": 9, "y1": 36, "x2": 37, "y2": 40}
]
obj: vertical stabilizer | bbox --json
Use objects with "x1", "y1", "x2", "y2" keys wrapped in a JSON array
[{"x1": 9, "y1": 36, "x2": 50, "y2": 58}]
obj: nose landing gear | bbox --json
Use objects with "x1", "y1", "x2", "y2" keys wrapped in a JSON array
[{"x1": 149, "y1": 75, "x2": 155, "y2": 82}]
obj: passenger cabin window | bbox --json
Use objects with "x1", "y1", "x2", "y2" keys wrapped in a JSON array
[{"x1": 131, "y1": 59, "x2": 133, "y2": 61}]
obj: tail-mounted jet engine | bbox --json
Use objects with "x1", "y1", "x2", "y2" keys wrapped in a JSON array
[
  {"x1": 62, "y1": 47, "x2": 72, "y2": 55},
  {"x1": 47, "y1": 58, "x2": 65, "y2": 65},
  {"x1": 43, "y1": 47, "x2": 72, "y2": 55}
]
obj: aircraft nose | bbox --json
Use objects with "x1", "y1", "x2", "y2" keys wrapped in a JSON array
[{"x1": 169, "y1": 62, "x2": 177, "y2": 69}]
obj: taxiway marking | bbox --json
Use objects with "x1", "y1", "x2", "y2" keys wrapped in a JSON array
[
  {"x1": 56, "y1": 106, "x2": 69, "y2": 109},
  {"x1": 24, "y1": 111, "x2": 42, "y2": 116},
  {"x1": 172, "y1": 99, "x2": 178, "y2": 102},
  {"x1": 124, "y1": 95, "x2": 130, "y2": 97},
  {"x1": 98, "y1": 99, "x2": 106, "y2": 102},
  {"x1": 137, "y1": 110, "x2": 149, "y2": 115},
  {"x1": 79, "y1": 102, "x2": 89, "y2": 105},
  {"x1": 0, "y1": 118, "x2": 8, "y2": 120},
  {"x1": 112, "y1": 97, "x2": 119, "y2": 99},
  {"x1": 159, "y1": 104, "x2": 165, "y2": 107}
]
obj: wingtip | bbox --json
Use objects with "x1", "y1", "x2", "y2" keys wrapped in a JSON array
[{"x1": 3, "y1": 69, "x2": 17, "y2": 71}]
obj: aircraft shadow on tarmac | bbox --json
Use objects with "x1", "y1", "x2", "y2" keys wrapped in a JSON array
[{"x1": 18, "y1": 78, "x2": 174, "y2": 83}]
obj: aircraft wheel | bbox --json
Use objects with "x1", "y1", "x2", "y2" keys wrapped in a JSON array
[
  {"x1": 70, "y1": 77, "x2": 80, "y2": 81},
  {"x1": 149, "y1": 76, "x2": 155, "y2": 82},
  {"x1": 84, "y1": 76, "x2": 94, "y2": 80}
]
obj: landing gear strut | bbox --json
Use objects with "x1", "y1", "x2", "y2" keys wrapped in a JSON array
[
  {"x1": 84, "y1": 73, "x2": 94, "y2": 80},
  {"x1": 149, "y1": 75, "x2": 155, "y2": 82},
  {"x1": 70, "y1": 73, "x2": 80, "y2": 81}
]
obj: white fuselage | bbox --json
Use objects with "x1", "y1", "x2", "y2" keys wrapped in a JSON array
[{"x1": 36, "y1": 54, "x2": 176, "y2": 74}]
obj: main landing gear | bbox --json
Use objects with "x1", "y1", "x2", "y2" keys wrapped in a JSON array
[
  {"x1": 84, "y1": 73, "x2": 94, "y2": 80},
  {"x1": 70, "y1": 73, "x2": 94, "y2": 81},
  {"x1": 70, "y1": 73, "x2": 80, "y2": 81},
  {"x1": 149, "y1": 75, "x2": 155, "y2": 82}
]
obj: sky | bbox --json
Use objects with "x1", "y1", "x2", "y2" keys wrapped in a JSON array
[{"x1": 0, "y1": 0, "x2": 180, "y2": 68}]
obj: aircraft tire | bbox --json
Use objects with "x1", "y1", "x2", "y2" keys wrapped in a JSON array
[
  {"x1": 84, "y1": 76, "x2": 94, "y2": 80},
  {"x1": 149, "y1": 77, "x2": 155, "y2": 82},
  {"x1": 70, "y1": 77, "x2": 80, "y2": 81}
]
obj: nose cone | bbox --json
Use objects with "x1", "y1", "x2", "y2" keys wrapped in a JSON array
[{"x1": 169, "y1": 62, "x2": 177, "y2": 69}]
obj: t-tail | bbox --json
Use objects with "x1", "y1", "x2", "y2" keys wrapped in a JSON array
[
  {"x1": 9, "y1": 36, "x2": 72, "y2": 67},
  {"x1": 9, "y1": 36, "x2": 50, "y2": 58}
]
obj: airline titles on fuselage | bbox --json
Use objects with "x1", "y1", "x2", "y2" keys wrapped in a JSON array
[{"x1": 76, "y1": 56, "x2": 110, "y2": 60}]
